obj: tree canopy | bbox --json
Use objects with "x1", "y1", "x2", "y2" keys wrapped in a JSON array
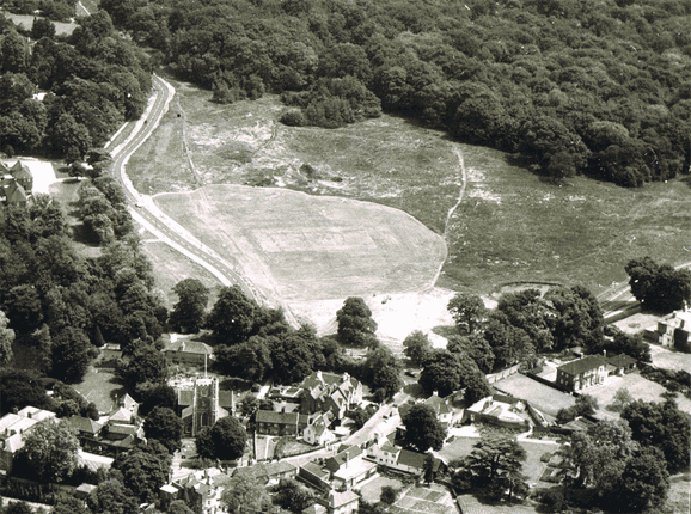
[
  {"x1": 625, "y1": 257, "x2": 691, "y2": 313},
  {"x1": 401, "y1": 404, "x2": 445, "y2": 452}
]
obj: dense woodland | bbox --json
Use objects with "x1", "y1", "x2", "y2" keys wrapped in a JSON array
[
  {"x1": 100, "y1": 0, "x2": 691, "y2": 186},
  {"x1": 0, "y1": 11, "x2": 150, "y2": 159}
]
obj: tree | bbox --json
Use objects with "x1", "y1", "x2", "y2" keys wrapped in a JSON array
[
  {"x1": 31, "y1": 18, "x2": 56, "y2": 39},
  {"x1": 112, "y1": 442, "x2": 171, "y2": 502},
  {"x1": 195, "y1": 426, "x2": 214, "y2": 459},
  {"x1": 221, "y1": 473, "x2": 272, "y2": 514},
  {"x1": 461, "y1": 435, "x2": 527, "y2": 501},
  {"x1": 0, "y1": 369, "x2": 53, "y2": 415},
  {"x1": 117, "y1": 343, "x2": 166, "y2": 392},
  {"x1": 53, "y1": 492, "x2": 91, "y2": 514},
  {"x1": 209, "y1": 416, "x2": 247, "y2": 460},
  {"x1": 610, "y1": 387, "x2": 633, "y2": 412},
  {"x1": 168, "y1": 500, "x2": 195, "y2": 514},
  {"x1": 5, "y1": 284, "x2": 43, "y2": 333},
  {"x1": 622, "y1": 399, "x2": 690, "y2": 473},
  {"x1": 135, "y1": 382, "x2": 177, "y2": 416},
  {"x1": 448, "y1": 293, "x2": 487, "y2": 334},
  {"x1": 4, "y1": 502, "x2": 33, "y2": 514},
  {"x1": 611, "y1": 447, "x2": 669, "y2": 513},
  {"x1": 15, "y1": 419, "x2": 79, "y2": 482},
  {"x1": 88, "y1": 479, "x2": 139, "y2": 514},
  {"x1": 402, "y1": 330, "x2": 431, "y2": 366},
  {"x1": 170, "y1": 278, "x2": 209, "y2": 334},
  {"x1": 447, "y1": 334, "x2": 494, "y2": 374},
  {"x1": 380, "y1": 486, "x2": 398, "y2": 504},
  {"x1": 625, "y1": 258, "x2": 691, "y2": 313},
  {"x1": 462, "y1": 368, "x2": 492, "y2": 405},
  {"x1": 206, "y1": 285, "x2": 258, "y2": 342},
  {"x1": 0, "y1": 310, "x2": 15, "y2": 365},
  {"x1": 274, "y1": 478, "x2": 313, "y2": 513},
  {"x1": 419, "y1": 350, "x2": 461, "y2": 397},
  {"x1": 49, "y1": 326, "x2": 94, "y2": 384},
  {"x1": 144, "y1": 407, "x2": 183, "y2": 453},
  {"x1": 402, "y1": 404, "x2": 445, "y2": 452},
  {"x1": 371, "y1": 364, "x2": 401, "y2": 400},
  {"x1": 336, "y1": 297, "x2": 377, "y2": 347}
]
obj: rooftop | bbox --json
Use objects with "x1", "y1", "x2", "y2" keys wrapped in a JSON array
[
  {"x1": 557, "y1": 355, "x2": 607, "y2": 375},
  {"x1": 256, "y1": 409, "x2": 298, "y2": 424}
]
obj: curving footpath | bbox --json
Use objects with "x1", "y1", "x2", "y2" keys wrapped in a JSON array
[{"x1": 108, "y1": 74, "x2": 298, "y2": 326}]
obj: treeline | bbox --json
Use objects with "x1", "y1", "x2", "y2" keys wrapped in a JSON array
[
  {"x1": 0, "y1": 11, "x2": 150, "y2": 160},
  {"x1": 1, "y1": 0, "x2": 75, "y2": 22},
  {"x1": 0, "y1": 195, "x2": 166, "y2": 385},
  {"x1": 102, "y1": 0, "x2": 691, "y2": 186}
]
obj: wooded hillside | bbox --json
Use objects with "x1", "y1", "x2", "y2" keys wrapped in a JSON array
[{"x1": 101, "y1": 0, "x2": 691, "y2": 186}]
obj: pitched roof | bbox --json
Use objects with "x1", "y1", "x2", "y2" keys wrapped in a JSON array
[
  {"x1": 397, "y1": 449, "x2": 426, "y2": 469},
  {"x1": 5, "y1": 181, "x2": 26, "y2": 203},
  {"x1": 177, "y1": 389, "x2": 194, "y2": 406},
  {"x1": 300, "y1": 462, "x2": 330, "y2": 481},
  {"x1": 328, "y1": 489, "x2": 358, "y2": 508},
  {"x1": 256, "y1": 409, "x2": 298, "y2": 424},
  {"x1": 607, "y1": 354, "x2": 636, "y2": 367},
  {"x1": 557, "y1": 355, "x2": 607, "y2": 375},
  {"x1": 10, "y1": 161, "x2": 31, "y2": 180},
  {"x1": 65, "y1": 416, "x2": 103, "y2": 435},
  {"x1": 163, "y1": 340, "x2": 212, "y2": 355},
  {"x1": 109, "y1": 407, "x2": 133, "y2": 423},
  {"x1": 219, "y1": 390, "x2": 235, "y2": 408}
]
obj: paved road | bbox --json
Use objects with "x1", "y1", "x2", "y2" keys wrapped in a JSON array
[{"x1": 108, "y1": 75, "x2": 298, "y2": 325}]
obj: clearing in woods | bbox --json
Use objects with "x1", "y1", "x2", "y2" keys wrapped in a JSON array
[{"x1": 128, "y1": 81, "x2": 691, "y2": 301}]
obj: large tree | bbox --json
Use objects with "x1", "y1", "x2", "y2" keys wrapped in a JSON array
[
  {"x1": 144, "y1": 407, "x2": 183, "y2": 453},
  {"x1": 458, "y1": 435, "x2": 528, "y2": 502},
  {"x1": 117, "y1": 343, "x2": 167, "y2": 392},
  {"x1": 112, "y1": 442, "x2": 171, "y2": 503},
  {"x1": 221, "y1": 473, "x2": 272, "y2": 513},
  {"x1": 336, "y1": 297, "x2": 377, "y2": 347},
  {"x1": 206, "y1": 285, "x2": 258, "y2": 343},
  {"x1": 419, "y1": 350, "x2": 461, "y2": 397},
  {"x1": 49, "y1": 326, "x2": 94, "y2": 384},
  {"x1": 274, "y1": 478, "x2": 314, "y2": 513},
  {"x1": 402, "y1": 404, "x2": 445, "y2": 452},
  {"x1": 625, "y1": 257, "x2": 691, "y2": 313},
  {"x1": 87, "y1": 479, "x2": 139, "y2": 514},
  {"x1": 610, "y1": 447, "x2": 669, "y2": 513},
  {"x1": 209, "y1": 416, "x2": 247, "y2": 460},
  {"x1": 14, "y1": 419, "x2": 79, "y2": 483},
  {"x1": 447, "y1": 293, "x2": 487, "y2": 334},
  {"x1": 170, "y1": 278, "x2": 209, "y2": 334},
  {"x1": 447, "y1": 334, "x2": 495, "y2": 374},
  {"x1": 622, "y1": 399, "x2": 690, "y2": 473},
  {"x1": 402, "y1": 330, "x2": 431, "y2": 366}
]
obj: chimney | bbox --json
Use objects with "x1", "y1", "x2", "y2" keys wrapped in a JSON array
[
  {"x1": 317, "y1": 371, "x2": 323, "y2": 380},
  {"x1": 603, "y1": 349, "x2": 607, "y2": 357},
  {"x1": 432, "y1": 390, "x2": 439, "y2": 397}
]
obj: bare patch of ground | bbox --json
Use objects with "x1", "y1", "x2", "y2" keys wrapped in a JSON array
[
  {"x1": 153, "y1": 185, "x2": 446, "y2": 340},
  {"x1": 613, "y1": 312, "x2": 661, "y2": 335}
]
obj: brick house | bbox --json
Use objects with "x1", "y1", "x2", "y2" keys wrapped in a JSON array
[{"x1": 556, "y1": 355, "x2": 608, "y2": 392}]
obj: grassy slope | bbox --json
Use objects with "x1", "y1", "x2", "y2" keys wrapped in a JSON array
[{"x1": 129, "y1": 80, "x2": 691, "y2": 296}]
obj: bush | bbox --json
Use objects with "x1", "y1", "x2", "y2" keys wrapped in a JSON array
[{"x1": 280, "y1": 110, "x2": 305, "y2": 127}]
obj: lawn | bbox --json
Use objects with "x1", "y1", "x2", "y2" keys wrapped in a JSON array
[
  {"x1": 493, "y1": 374, "x2": 575, "y2": 417},
  {"x1": 586, "y1": 372, "x2": 691, "y2": 416},
  {"x1": 391, "y1": 485, "x2": 456, "y2": 514},
  {"x1": 4, "y1": 12, "x2": 76, "y2": 36},
  {"x1": 455, "y1": 495, "x2": 538, "y2": 514},
  {"x1": 356, "y1": 475, "x2": 405, "y2": 504},
  {"x1": 73, "y1": 366, "x2": 121, "y2": 415},
  {"x1": 648, "y1": 344, "x2": 691, "y2": 373},
  {"x1": 129, "y1": 80, "x2": 691, "y2": 297}
]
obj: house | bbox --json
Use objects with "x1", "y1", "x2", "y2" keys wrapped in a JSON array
[
  {"x1": 299, "y1": 461, "x2": 332, "y2": 492},
  {"x1": 0, "y1": 408, "x2": 57, "y2": 472},
  {"x1": 303, "y1": 412, "x2": 337, "y2": 446},
  {"x1": 325, "y1": 445, "x2": 377, "y2": 490},
  {"x1": 368, "y1": 439, "x2": 444, "y2": 479},
  {"x1": 327, "y1": 489, "x2": 358, "y2": 514},
  {"x1": 422, "y1": 392, "x2": 458, "y2": 427},
  {"x1": 164, "y1": 468, "x2": 231, "y2": 514},
  {"x1": 658, "y1": 307, "x2": 691, "y2": 352},
  {"x1": 64, "y1": 416, "x2": 103, "y2": 439},
  {"x1": 162, "y1": 335, "x2": 214, "y2": 369},
  {"x1": 100, "y1": 342, "x2": 122, "y2": 361},
  {"x1": 556, "y1": 355, "x2": 608, "y2": 392},
  {"x1": 256, "y1": 409, "x2": 299, "y2": 436},
  {"x1": 232, "y1": 461, "x2": 297, "y2": 486},
  {"x1": 606, "y1": 354, "x2": 637, "y2": 375},
  {"x1": 463, "y1": 395, "x2": 531, "y2": 430},
  {"x1": 169, "y1": 376, "x2": 233, "y2": 436},
  {"x1": 10, "y1": 161, "x2": 32, "y2": 191},
  {"x1": 300, "y1": 372, "x2": 363, "y2": 420}
]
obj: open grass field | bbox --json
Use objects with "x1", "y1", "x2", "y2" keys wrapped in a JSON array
[
  {"x1": 391, "y1": 485, "x2": 456, "y2": 514},
  {"x1": 73, "y1": 366, "x2": 120, "y2": 415},
  {"x1": 130, "y1": 81, "x2": 691, "y2": 299},
  {"x1": 494, "y1": 374, "x2": 575, "y2": 417},
  {"x1": 153, "y1": 184, "x2": 445, "y2": 318}
]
